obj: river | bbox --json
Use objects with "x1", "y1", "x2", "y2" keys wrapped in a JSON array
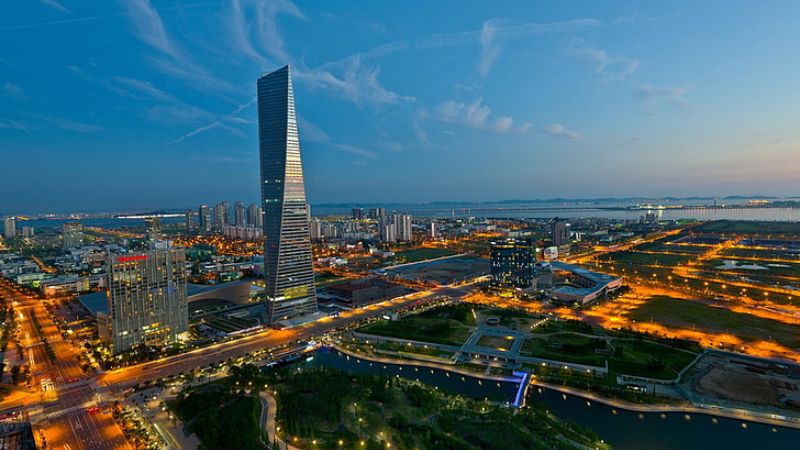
[{"x1": 298, "y1": 348, "x2": 799, "y2": 450}]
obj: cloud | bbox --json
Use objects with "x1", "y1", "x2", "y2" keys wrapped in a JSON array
[
  {"x1": 334, "y1": 143, "x2": 378, "y2": 159},
  {"x1": 227, "y1": 0, "x2": 306, "y2": 66},
  {"x1": 110, "y1": 76, "x2": 174, "y2": 102},
  {"x1": 35, "y1": 115, "x2": 103, "y2": 132},
  {"x1": 39, "y1": 0, "x2": 70, "y2": 13},
  {"x1": 429, "y1": 98, "x2": 530, "y2": 133},
  {"x1": 423, "y1": 18, "x2": 601, "y2": 49},
  {"x1": 120, "y1": 0, "x2": 234, "y2": 93},
  {"x1": 297, "y1": 56, "x2": 413, "y2": 106},
  {"x1": 635, "y1": 84, "x2": 688, "y2": 107},
  {"x1": 298, "y1": 115, "x2": 330, "y2": 142},
  {"x1": 479, "y1": 19, "x2": 501, "y2": 78},
  {"x1": 3, "y1": 81, "x2": 24, "y2": 98},
  {"x1": 566, "y1": 46, "x2": 639, "y2": 81},
  {"x1": 168, "y1": 99, "x2": 256, "y2": 145},
  {"x1": 542, "y1": 124, "x2": 582, "y2": 141},
  {"x1": 0, "y1": 119, "x2": 28, "y2": 131}
]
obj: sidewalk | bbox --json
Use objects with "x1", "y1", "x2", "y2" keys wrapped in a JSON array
[{"x1": 259, "y1": 392, "x2": 301, "y2": 450}]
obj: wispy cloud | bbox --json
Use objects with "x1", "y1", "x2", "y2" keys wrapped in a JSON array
[
  {"x1": 427, "y1": 98, "x2": 530, "y2": 133},
  {"x1": 635, "y1": 84, "x2": 689, "y2": 108},
  {"x1": 424, "y1": 18, "x2": 601, "y2": 49},
  {"x1": 120, "y1": 0, "x2": 234, "y2": 93},
  {"x1": 298, "y1": 115, "x2": 330, "y2": 143},
  {"x1": 39, "y1": 0, "x2": 70, "y2": 13},
  {"x1": 169, "y1": 98, "x2": 256, "y2": 145},
  {"x1": 3, "y1": 81, "x2": 24, "y2": 98},
  {"x1": 0, "y1": 119, "x2": 28, "y2": 131},
  {"x1": 227, "y1": 0, "x2": 306, "y2": 65},
  {"x1": 541, "y1": 124, "x2": 582, "y2": 141},
  {"x1": 566, "y1": 45, "x2": 639, "y2": 81},
  {"x1": 334, "y1": 143, "x2": 378, "y2": 159},
  {"x1": 35, "y1": 115, "x2": 103, "y2": 132},
  {"x1": 297, "y1": 56, "x2": 413, "y2": 106},
  {"x1": 479, "y1": 19, "x2": 501, "y2": 78}
]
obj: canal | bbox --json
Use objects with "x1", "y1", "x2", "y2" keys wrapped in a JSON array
[{"x1": 298, "y1": 348, "x2": 800, "y2": 450}]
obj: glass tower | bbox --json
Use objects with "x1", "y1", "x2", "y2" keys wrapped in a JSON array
[{"x1": 257, "y1": 65, "x2": 318, "y2": 324}]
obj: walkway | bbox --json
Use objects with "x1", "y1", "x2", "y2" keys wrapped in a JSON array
[{"x1": 259, "y1": 392, "x2": 301, "y2": 450}]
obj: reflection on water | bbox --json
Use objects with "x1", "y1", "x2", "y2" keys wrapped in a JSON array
[{"x1": 299, "y1": 349, "x2": 800, "y2": 450}]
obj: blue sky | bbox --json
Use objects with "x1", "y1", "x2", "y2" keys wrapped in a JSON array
[{"x1": 2, "y1": 1, "x2": 800, "y2": 213}]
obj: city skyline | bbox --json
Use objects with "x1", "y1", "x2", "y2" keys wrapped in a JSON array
[{"x1": 3, "y1": 1, "x2": 800, "y2": 213}]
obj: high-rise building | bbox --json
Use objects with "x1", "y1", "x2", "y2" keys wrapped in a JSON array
[
  {"x1": 551, "y1": 219, "x2": 569, "y2": 247},
  {"x1": 145, "y1": 217, "x2": 161, "y2": 242},
  {"x1": 309, "y1": 218, "x2": 322, "y2": 241},
  {"x1": 490, "y1": 238, "x2": 535, "y2": 290},
  {"x1": 213, "y1": 202, "x2": 228, "y2": 232},
  {"x1": 257, "y1": 65, "x2": 317, "y2": 323},
  {"x1": 21, "y1": 227, "x2": 34, "y2": 239},
  {"x1": 380, "y1": 217, "x2": 396, "y2": 243},
  {"x1": 368, "y1": 208, "x2": 386, "y2": 221},
  {"x1": 395, "y1": 214, "x2": 413, "y2": 242},
  {"x1": 234, "y1": 201, "x2": 246, "y2": 226},
  {"x1": 247, "y1": 203, "x2": 263, "y2": 228},
  {"x1": 62, "y1": 222, "x2": 83, "y2": 249},
  {"x1": 102, "y1": 248, "x2": 188, "y2": 353},
  {"x1": 351, "y1": 208, "x2": 364, "y2": 220},
  {"x1": 427, "y1": 222, "x2": 437, "y2": 239},
  {"x1": 198, "y1": 205, "x2": 212, "y2": 234},
  {"x1": 184, "y1": 210, "x2": 194, "y2": 233},
  {"x1": 3, "y1": 217, "x2": 16, "y2": 239}
]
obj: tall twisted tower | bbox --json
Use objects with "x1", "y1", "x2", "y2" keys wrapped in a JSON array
[{"x1": 257, "y1": 65, "x2": 317, "y2": 324}]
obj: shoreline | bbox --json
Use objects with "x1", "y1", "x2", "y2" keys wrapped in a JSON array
[{"x1": 333, "y1": 344, "x2": 800, "y2": 430}]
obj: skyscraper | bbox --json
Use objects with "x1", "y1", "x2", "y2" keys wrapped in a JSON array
[
  {"x1": 3, "y1": 217, "x2": 16, "y2": 239},
  {"x1": 395, "y1": 214, "x2": 413, "y2": 242},
  {"x1": 234, "y1": 201, "x2": 246, "y2": 226},
  {"x1": 257, "y1": 65, "x2": 317, "y2": 323},
  {"x1": 145, "y1": 217, "x2": 161, "y2": 242},
  {"x1": 551, "y1": 219, "x2": 569, "y2": 247},
  {"x1": 102, "y1": 248, "x2": 188, "y2": 353},
  {"x1": 490, "y1": 238, "x2": 535, "y2": 290},
  {"x1": 199, "y1": 205, "x2": 212, "y2": 234},
  {"x1": 214, "y1": 202, "x2": 228, "y2": 232},
  {"x1": 247, "y1": 203, "x2": 263, "y2": 228},
  {"x1": 184, "y1": 210, "x2": 194, "y2": 233},
  {"x1": 351, "y1": 208, "x2": 364, "y2": 220}
]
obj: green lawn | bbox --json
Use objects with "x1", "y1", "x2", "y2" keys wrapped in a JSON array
[
  {"x1": 600, "y1": 251, "x2": 695, "y2": 267},
  {"x1": 358, "y1": 305, "x2": 478, "y2": 346},
  {"x1": 627, "y1": 295, "x2": 800, "y2": 350},
  {"x1": 693, "y1": 220, "x2": 800, "y2": 236},
  {"x1": 520, "y1": 334, "x2": 608, "y2": 367}
]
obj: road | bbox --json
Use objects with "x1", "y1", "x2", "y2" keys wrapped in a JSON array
[
  {"x1": 2, "y1": 278, "x2": 471, "y2": 449},
  {"x1": 0, "y1": 279, "x2": 129, "y2": 450}
]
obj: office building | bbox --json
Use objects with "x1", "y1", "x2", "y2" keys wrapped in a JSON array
[
  {"x1": 3, "y1": 217, "x2": 16, "y2": 239},
  {"x1": 257, "y1": 65, "x2": 317, "y2": 323},
  {"x1": 551, "y1": 219, "x2": 569, "y2": 247},
  {"x1": 352, "y1": 208, "x2": 364, "y2": 220},
  {"x1": 101, "y1": 248, "x2": 188, "y2": 353},
  {"x1": 198, "y1": 205, "x2": 212, "y2": 234},
  {"x1": 62, "y1": 222, "x2": 83, "y2": 249},
  {"x1": 490, "y1": 238, "x2": 535, "y2": 290}
]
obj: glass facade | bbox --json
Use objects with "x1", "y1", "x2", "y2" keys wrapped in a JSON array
[
  {"x1": 257, "y1": 65, "x2": 318, "y2": 323},
  {"x1": 490, "y1": 238, "x2": 535, "y2": 289}
]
